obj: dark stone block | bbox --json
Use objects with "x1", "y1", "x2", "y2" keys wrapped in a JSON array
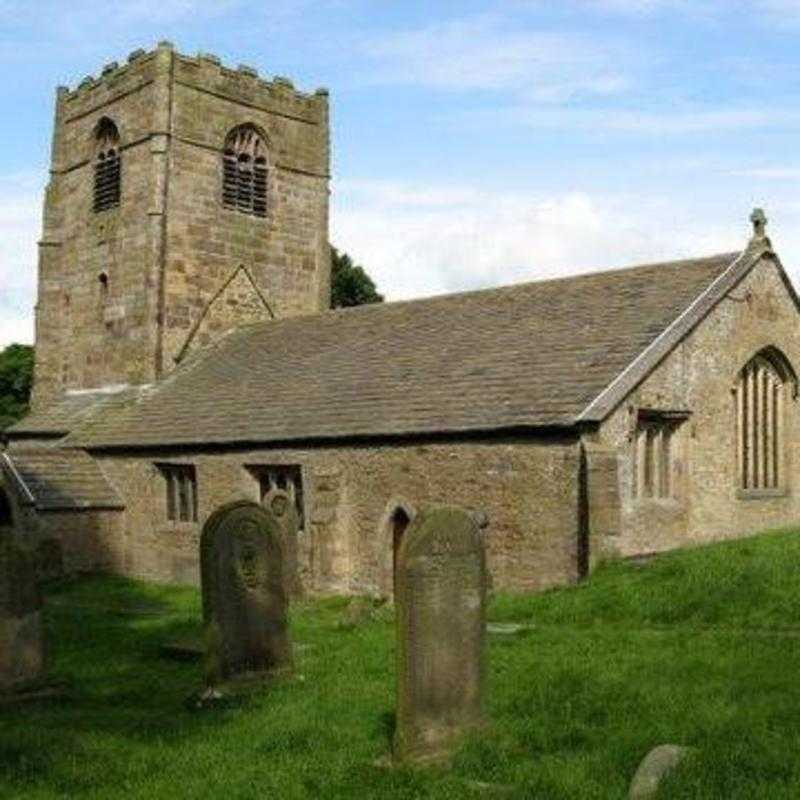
[{"x1": 0, "y1": 539, "x2": 44, "y2": 692}]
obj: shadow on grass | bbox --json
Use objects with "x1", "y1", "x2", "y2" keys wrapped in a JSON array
[
  {"x1": 0, "y1": 574, "x2": 245, "y2": 788},
  {"x1": 376, "y1": 709, "x2": 397, "y2": 747}
]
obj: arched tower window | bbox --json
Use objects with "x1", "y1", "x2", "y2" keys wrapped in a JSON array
[
  {"x1": 735, "y1": 347, "x2": 796, "y2": 491},
  {"x1": 93, "y1": 118, "x2": 121, "y2": 213},
  {"x1": 222, "y1": 125, "x2": 268, "y2": 218}
]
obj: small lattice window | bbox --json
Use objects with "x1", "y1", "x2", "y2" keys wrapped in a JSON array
[
  {"x1": 158, "y1": 464, "x2": 198, "y2": 523},
  {"x1": 250, "y1": 465, "x2": 304, "y2": 529},
  {"x1": 634, "y1": 410, "x2": 688, "y2": 500},
  {"x1": 93, "y1": 118, "x2": 121, "y2": 213},
  {"x1": 222, "y1": 125, "x2": 268, "y2": 217}
]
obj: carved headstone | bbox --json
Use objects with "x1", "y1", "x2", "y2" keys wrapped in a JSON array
[
  {"x1": 394, "y1": 505, "x2": 487, "y2": 764},
  {"x1": 0, "y1": 538, "x2": 44, "y2": 692},
  {"x1": 200, "y1": 500, "x2": 292, "y2": 686},
  {"x1": 262, "y1": 488, "x2": 302, "y2": 598}
]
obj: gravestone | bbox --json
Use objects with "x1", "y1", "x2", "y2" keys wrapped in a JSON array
[
  {"x1": 629, "y1": 744, "x2": 695, "y2": 799},
  {"x1": 200, "y1": 500, "x2": 292, "y2": 686},
  {"x1": 394, "y1": 504, "x2": 487, "y2": 765},
  {"x1": 0, "y1": 537, "x2": 45, "y2": 692},
  {"x1": 262, "y1": 488, "x2": 302, "y2": 598}
]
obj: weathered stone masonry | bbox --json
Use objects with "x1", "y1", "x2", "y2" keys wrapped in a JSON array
[
  {"x1": 595, "y1": 255, "x2": 800, "y2": 557},
  {"x1": 32, "y1": 43, "x2": 330, "y2": 410},
  {"x1": 92, "y1": 436, "x2": 582, "y2": 594},
  {"x1": 8, "y1": 46, "x2": 800, "y2": 598}
]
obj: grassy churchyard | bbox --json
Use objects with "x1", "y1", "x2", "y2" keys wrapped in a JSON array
[{"x1": 3, "y1": 529, "x2": 800, "y2": 798}]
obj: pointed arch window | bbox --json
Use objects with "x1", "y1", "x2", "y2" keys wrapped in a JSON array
[
  {"x1": 93, "y1": 118, "x2": 121, "y2": 213},
  {"x1": 735, "y1": 348, "x2": 796, "y2": 492},
  {"x1": 222, "y1": 125, "x2": 268, "y2": 218}
]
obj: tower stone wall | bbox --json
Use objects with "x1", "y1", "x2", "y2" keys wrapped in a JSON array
[{"x1": 32, "y1": 43, "x2": 331, "y2": 410}]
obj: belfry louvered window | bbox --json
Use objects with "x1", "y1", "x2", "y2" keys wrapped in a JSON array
[
  {"x1": 735, "y1": 350, "x2": 793, "y2": 491},
  {"x1": 93, "y1": 118, "x2": 121, "y2": 213},
  {"x1": 222, "y1": 125, "x2": 268, "y2": 217}
]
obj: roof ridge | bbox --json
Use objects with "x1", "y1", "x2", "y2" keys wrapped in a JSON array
[{"x1": 233, "y1": 250, "x2": 744, "y2": 336}]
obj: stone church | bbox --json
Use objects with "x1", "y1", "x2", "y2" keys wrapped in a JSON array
[{"x1": 2, "y1": 43, "x2": 800, "y2": 594}]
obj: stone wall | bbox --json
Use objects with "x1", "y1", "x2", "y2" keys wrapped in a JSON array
[
  {"x1": 32, "y1": 44, "x2": 330, "y2": 409},
  {"x1": 595, "y1": 255, "x2": 800, "y2": 556},
  {"x1": 0, "y1": 474, "x2": 123, "y2": 578},
  {"x1": 163, "y1": 52, "x2": 330, "y2": 368},
  {"x1": 33, "y1": 48, "x2": 169, "y2": 408},
  {"x1": 94, "y1": 435, "x2": 582, "y2": 594}
]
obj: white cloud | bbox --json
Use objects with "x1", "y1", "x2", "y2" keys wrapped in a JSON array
[
  {"x1": 330, "y1": 179, "x2": 762, "y2": 303},
  {"x1": 731, "y1": 167, "x2": 800, "y2": 179},
  {"x1": 582, "y1": 0, "x2": 707, "y2": 12},
  {"x1": 0, "y1": 172, "x2": 42, "y2": 347},
  {"x1": 0, "y1": 0, "x2": 240, "y2": 25},
  {"x1": 361, "y1": 14, "x2": 634, "y2": 100},
  {"x1": 485, "y1": 106, "x2": 800, "y2": 135},
  {"x1": 114, "y1": 0, "x2": 240, "y2": 23}
]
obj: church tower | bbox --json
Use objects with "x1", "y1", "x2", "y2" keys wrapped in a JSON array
[{"x1": 32, "y1": 42, "x2": 331, "y2": 410}]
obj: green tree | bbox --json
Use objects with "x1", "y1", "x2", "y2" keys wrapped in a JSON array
[
  {"x1": 330, "y1": 247, "x2": 384, "y2": 308},
  {"x1": 0, "y1": 344, "x2": 34, "y2": 431}
]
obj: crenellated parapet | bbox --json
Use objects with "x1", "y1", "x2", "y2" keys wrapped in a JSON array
[{"x1": 57, "y1": 42, "x2": 328, "y2": 123}]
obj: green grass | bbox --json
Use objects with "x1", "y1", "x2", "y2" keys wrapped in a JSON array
[{"x1": 4, "y1": 528, "x2": 800, "y2": 798}]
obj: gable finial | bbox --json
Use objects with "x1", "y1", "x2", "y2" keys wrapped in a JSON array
[{"x1": 750, "y1": 207, "x2": 768, "y2": 242}]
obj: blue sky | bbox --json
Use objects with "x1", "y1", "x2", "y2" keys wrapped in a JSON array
[{"x1": 3, "y1": 0, "x2": 800, "y2": 345}]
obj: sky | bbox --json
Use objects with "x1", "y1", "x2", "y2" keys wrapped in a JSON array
[{"x1": 3, "y1": 0, "x2": 800, "y2": 346}]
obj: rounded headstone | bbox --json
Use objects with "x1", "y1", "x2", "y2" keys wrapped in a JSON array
[
  {"x1": 629, "y1": 744, "x2": 694, "y2": 799},
  {"x1": 200, "y1": 501, "x2": 292, "y2": 685},
  {"x1": 263, "y1": 488, "x2": 302, "y2": 598},
  {"x1": 394, "y1": 505, "x2": 487, "y2": 764}
]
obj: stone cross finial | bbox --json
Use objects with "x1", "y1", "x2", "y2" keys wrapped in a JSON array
[{"x1": 750, "y1": 208, "x2": 768, "y2": 240}]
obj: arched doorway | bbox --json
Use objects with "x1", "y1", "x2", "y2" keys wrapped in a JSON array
[
  {"x1": 390, "y1": 506, "x2": 411, "y2": 597},
  {"x1": 0, "y1": 487, "x2": 13, "y2": 529}
]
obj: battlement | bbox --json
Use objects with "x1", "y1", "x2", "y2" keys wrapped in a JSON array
[
  {"x1": 58, "y1": 42, "x2": 329, "y2": 118},
  {"x1": 35, "y1": 42, "x2": 331, "y2": 411}
]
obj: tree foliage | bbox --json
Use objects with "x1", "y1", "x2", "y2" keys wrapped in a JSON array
[
  {"x1": 0, "y1": 344, "x2": 34, "y2": 431},
  {"x1": 330, "y1": 247, "x2": 384, "y2": 308}
]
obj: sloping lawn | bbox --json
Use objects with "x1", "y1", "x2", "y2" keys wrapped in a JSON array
[{"x1": 3, "y1": 529, "x2": 800, "y2": 798}]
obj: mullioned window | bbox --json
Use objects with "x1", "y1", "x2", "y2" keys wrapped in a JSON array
[{"x1": 735, "y1": 350, "x2": 792, "y2": 492}]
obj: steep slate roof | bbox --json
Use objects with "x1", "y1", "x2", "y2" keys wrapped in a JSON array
[
  {"x1": 61, "y1": 248, "x2": 764, "y2": 450},
  {"x1": 1, "y1": 450, "x2": 124, "y2": 511}
]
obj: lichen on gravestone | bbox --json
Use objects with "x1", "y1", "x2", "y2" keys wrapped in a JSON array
[
  {"x1": 629, "y1": 744, "x2": 696, "y2": 799},
  {"x1": 200, "y1": 500, "x2": 292, "y2": 686},
  {"x1": 394, "y1": 504, "x2": 488, "y2": 765},
  {"x1": 262, "y1": 488, "x2": 302, "y2": 598}
]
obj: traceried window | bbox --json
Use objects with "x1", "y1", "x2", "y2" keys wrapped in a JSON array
[
  {"x1": 222, "y1": 125, "x2": 268, "y2": 217},
  {"x1": 735, "y1": 349, "x2": 795, "y2": 492},
  {"x1": 249, "y1": 465, "x2": 304, "y2": 530},
  {"x1": 93, "y1": 118, "x2": 121, "y2": 213},
  {"x1": 634, "y1": 410, "x2": 688, "y2": 500},
  {"x1": 158, "y1": 464, "x2": 198, "y2": 522}
]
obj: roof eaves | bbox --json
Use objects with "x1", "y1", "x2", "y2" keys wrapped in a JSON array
[
  {"x1": 0, "y1": 453, "x2": 36, "y2": 506},
  {"x1": 576, "y1": 246, "x2": 762, "y2": 423},
  {"x1": 79, "y1": 419, "x2": 581, "y2": 452}
]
